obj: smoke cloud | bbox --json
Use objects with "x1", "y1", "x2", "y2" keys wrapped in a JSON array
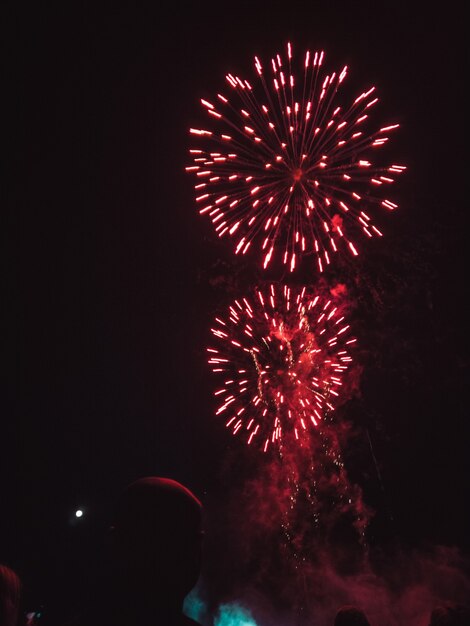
[{"x1": 185, "y1": 437, "x2": 469, "y2": 626}]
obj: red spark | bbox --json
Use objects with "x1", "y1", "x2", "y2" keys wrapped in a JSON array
[
  {"x1": 187, "y1": 43, "x2": 405, "y2": 273},
  {"x1": 207, "y1": 284, "x2": 357, "y2": 451}
]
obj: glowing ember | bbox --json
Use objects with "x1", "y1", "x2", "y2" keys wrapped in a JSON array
[
  {"x1": 207, "y1": 284, "x2": 357, "y2": 451},
  {"x1": 187, "y1": 43, "x2": 405, "y2": 273}
]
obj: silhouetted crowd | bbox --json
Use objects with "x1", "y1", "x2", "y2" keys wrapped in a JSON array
[{"x1": 1, "y1": 477, "x2": 469, "y2": 626}]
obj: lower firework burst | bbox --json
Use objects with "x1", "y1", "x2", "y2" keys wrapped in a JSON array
[{"x1": 207, "y1": 284, "x2": 357, "y2": 452}]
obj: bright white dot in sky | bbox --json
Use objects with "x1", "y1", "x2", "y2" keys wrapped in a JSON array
[{"x1": 75, "y1": 509, "x2": 84, "y2": 518}]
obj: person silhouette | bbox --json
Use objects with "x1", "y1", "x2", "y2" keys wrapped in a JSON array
[
  {"x1": 334, "y1": 605, "x2": 371, "y2": 626},
  {"x1": 429, "y1": 603, "x2": 470, "y2": 625},
  {"x1": 83, "y1": 477, "x2": 204, "y2": 626},
  {"x1": 0, "y1": 564, "x2": 22, "y2": 626}
]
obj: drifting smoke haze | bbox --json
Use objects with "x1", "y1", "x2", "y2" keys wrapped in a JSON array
[
  {"x1": 188, "y1": 457, "x2": 470, "y2": 625},
  {"x1": 190, "y1": 337, "x2": 469, "y2": 625}
]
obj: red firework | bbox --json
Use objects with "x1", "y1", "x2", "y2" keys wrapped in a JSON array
[
  {"x1": 207, "y1": 284, "x2": 356, "y2": 452},
  {"x1": 187, "y1": 43, "x2": 406, "y2": 273}
]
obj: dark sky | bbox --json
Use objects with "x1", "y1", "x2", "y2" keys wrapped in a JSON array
[{"x1": 4, "y1": 0, "x2": 469, "y2": 613}]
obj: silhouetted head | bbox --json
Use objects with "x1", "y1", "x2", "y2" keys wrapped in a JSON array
[
  {"x1": 429, "y1": 603, "x2": 470, "y2": 625},
  {"x1": 0, "y1": 564, "x2": 21, "y2": 626},
  {"x1": 110, "y1": 477, "x2": 203, "y2": 612},
  {"x1": 334, "y1": 605, "x2": 371, "y2": 626}
]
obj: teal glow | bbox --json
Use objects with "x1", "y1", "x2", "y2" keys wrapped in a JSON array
[
  {"x1": 183, "y1": 589, "x2": 207, "y2": 623},
  {"x1": 214, "y1": 603, "x2": 258, "y2": 626}
]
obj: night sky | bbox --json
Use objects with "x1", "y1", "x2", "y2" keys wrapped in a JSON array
[{"x1": 4, "y1": 2, "x2": 469, "y2": 621}]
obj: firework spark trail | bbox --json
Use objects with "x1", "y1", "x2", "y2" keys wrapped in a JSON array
[
  {"x1": 187, "y1": 43, "x2": 406, "y2": 273},
  {"x1": 207, "y1": 284, "x2": 357, "y2": 451}
]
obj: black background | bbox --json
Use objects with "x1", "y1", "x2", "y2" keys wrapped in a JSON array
[{"x1": 3, "y1": 0, "x2": 469, "y2": 615}]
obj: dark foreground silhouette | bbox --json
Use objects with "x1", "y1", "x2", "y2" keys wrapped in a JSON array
[
  {"x1": 334, "y1": 605, "x2": 371, "y2": 626},
  {"x1": 0, "y1": 564, "x2": 22, "y2": 626},
  {"x1": 77, "y1": 477, "x2": 203, "y2": 626},
  {"x1": 428, "y1": 603, "x2": 470, "y2": 625}
]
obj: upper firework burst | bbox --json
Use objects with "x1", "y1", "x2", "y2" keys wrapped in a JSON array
[{"x1": 187, "y1": 43, "x2": 406, "y2": 273}]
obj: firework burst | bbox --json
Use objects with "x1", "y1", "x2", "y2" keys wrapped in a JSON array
[
  {"x1": 207, "y1": 284, "x2": 357, "y2": 451},
  {"x1": 187, "y1": 43, "x2": 406, "y2": 273}
]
